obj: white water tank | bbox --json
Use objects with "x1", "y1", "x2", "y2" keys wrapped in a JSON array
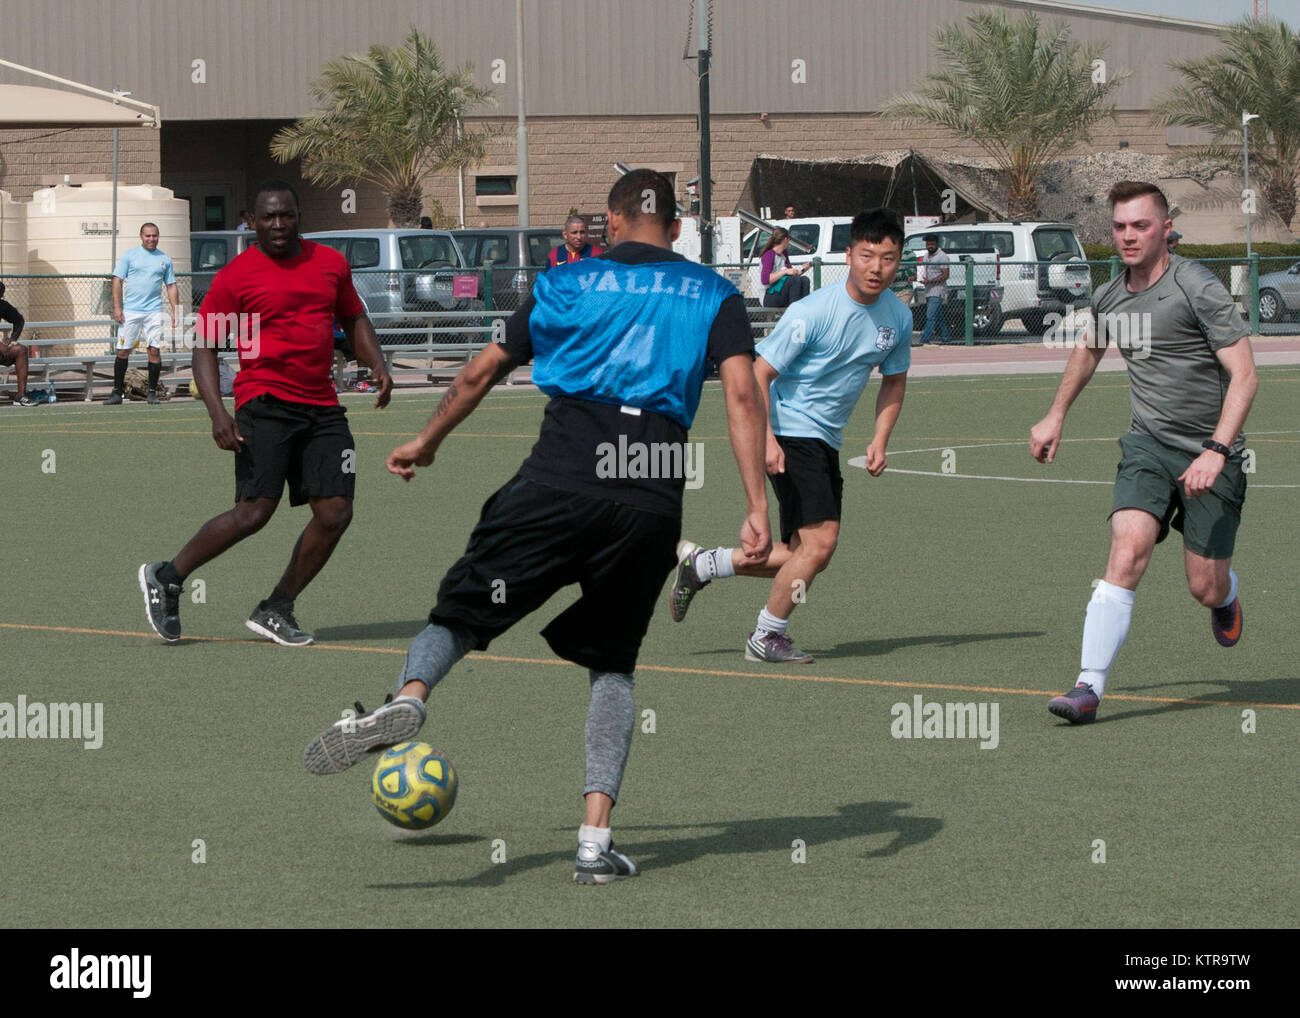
[
  {"x1": 0, "y1": 190, "x2": 29, "y2": 324},
  {"x1": 26, "y1": 182, "x2": 190, "y2": 355}
]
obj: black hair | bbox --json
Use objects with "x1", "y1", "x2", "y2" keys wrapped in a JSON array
[
  {"x1": 607, "y1": 169, "x2": 676, "y2": 229},
  {"x1": 253, "y1": 179, "x2": 300, "y2": 210},
  {"x1": 850, "y1": 208, "x2": 904, "y2": 249},
  {"x1": 924, "y1": 233, "x2": 939, "y2": 244}
]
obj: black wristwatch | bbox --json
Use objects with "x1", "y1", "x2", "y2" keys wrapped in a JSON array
[{"x1": 1201, "y1": 439, "x2": 1230, "y2": 457}]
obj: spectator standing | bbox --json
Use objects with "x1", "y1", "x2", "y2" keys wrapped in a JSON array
[
  {"x1": 546, "y1": 216, "x2": 605, "y2": 270},
  {"x1": 107, "y1": 223, "x2": 178, "y2": 405},
  {"x1": 918, "y1": 234, "x2": 951, "y2": 345}
]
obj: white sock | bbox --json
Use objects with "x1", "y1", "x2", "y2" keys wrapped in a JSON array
[
  {"x1": 1077, "y1": 580, "x2": 1135, "y2": 698},
  {"x1": 694, "y1": 547, "x2": 736, "y2": 582},
  {"x1": 1215, "y1": 569, "x2": 1239, "y2": 609},
  {"x1": 755, "y1": 607, "x2": 788, "y2": 638},
  {"x1": 578, "y1": 824, "x2": 611, "y2": 853}
]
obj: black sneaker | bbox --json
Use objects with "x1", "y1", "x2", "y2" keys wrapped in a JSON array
[
  {"x1": 16, "y1": 394, "x2": 37, "y2": 407},
  {"x1": 303, "y1": 694, "x2": 427, "y2": 775},
  {"x1": 138, "y1": 562, "x2": 181, "y2": 643},
  {"x1": 575, "y1": 840, "x2": 639, "y2": 885},
  {"x1": 1047, "y1": 683, "x2": 1100, "y2": 724},
  {"x1": 246, "y1": 603, "x2": 314, "y2": 646},
  {"x1": 105, "y1": 390, "x2": 124, "y2": 405},
  {"x1": 147, "y1": 389, "x2": 159, "y2": 405}
]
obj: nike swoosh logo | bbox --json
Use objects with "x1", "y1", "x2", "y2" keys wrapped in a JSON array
[{"x1": 1158, "y1": 294, "x2": 1171, "y2": 299}]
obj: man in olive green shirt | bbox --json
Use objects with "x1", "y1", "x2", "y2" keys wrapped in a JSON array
[{"x1": 1029, "y1": 181, "x2": 1258, "y2": 725}]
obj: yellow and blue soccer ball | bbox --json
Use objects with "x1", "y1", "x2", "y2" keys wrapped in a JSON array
[{"x1": 370, "y1": 742, "x2": 458, "y2": 830}]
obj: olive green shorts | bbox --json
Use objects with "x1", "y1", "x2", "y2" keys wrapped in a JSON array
[{"x1": 1111, "y1": 432, "x2": 1246, "y2": 559}]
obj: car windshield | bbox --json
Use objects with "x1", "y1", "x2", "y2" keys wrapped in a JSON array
[
  {"x1": 528, "y1": 233, "x2": 563, "y2": 265},
  {"x1": 1032, "y1": 229, "x2": 1080, "y2": 260},
  {"x1": 787, "y1": 224, "x2": 820, "y2": 253},
  {"x1": 400, "y1": 235, "x2": 457, "y2": 269}
]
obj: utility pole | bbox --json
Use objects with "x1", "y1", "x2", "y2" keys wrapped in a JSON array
[
  {"x1": 515, "y1": 0, "x2": 529, "y2": 226},
  {"x1": 697, "y1": 0, "x2": 712, "y2": 263}
]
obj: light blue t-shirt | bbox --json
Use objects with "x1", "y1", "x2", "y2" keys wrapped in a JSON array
[
  {"x1": 113, "y1": 245, "x2": 176, "y2": 313},
  {"x1": 757, "y1": 283, "x2": 912, "y2": 450}
]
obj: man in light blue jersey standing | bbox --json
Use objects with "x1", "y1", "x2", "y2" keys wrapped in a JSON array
[
  {"x1": 671, "y1": 208, "x2": 913, "y2": 663},
  {"x1": 107, "y1": 223, "x2": 178, "y2": 405}
]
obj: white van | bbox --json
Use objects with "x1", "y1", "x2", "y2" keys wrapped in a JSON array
[{"x1": 901, "y1": 223, "x2": 1090, "y2": 334}]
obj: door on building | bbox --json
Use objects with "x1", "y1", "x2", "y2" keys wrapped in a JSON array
[{"x1": 170, "y1": 179, "x2": 236, "y2": 231}]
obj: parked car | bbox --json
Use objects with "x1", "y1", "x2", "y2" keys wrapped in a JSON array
[
  {"x1": 301, "y1": 228, "x2": 474, "y2": 339},
  {"x1": 736, "y1": 217, "x2": 852, "y2": 303},
  {"x1": 898, "y1": 238, "x2": 1004, "y2": 336},
  {"x1": 450, "y1": 227, "x2": 564, "y2": 310},
  {"x1": 903, "y1": 222, "x2": 1090, "y2": 334},
  {"x1": 1257, "y1": 260, "x2": 1300, "y2": 324},
  {"x1": 189, "y1": 230, "x2": 258, "y2": 307}
]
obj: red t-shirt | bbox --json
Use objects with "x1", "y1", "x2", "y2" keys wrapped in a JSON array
[{"x1": 196, "y1": 240, "x2": 364, "y2": 409}]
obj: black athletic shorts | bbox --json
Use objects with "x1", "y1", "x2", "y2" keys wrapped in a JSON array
[
  {"x1": 234, "y1": 394, "x2": 356, "y2": 506},
  {"x1": 769, "y1": 434, "x2": 843, "y2": 544},
  {"x1": 429, "y1": 475, "x2": 679, "y2": 675}
]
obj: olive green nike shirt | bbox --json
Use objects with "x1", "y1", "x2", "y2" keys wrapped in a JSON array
[{"x1": 1091, "y1": 254, "x2": 1249, "y2": 456}]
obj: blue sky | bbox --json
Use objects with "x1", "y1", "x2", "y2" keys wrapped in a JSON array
[{"x1": 1060, "y1": 0, "x2": 1298, "y2": 26}]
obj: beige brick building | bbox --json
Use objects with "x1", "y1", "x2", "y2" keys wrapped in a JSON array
[{"x1": 0, "y1": 0, "x2": 1265, "y2": 236}]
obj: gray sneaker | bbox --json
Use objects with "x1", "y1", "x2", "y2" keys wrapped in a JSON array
[
  {"x1": 138, "y1": 561, "x2": 182, "y2": 643},
  {"x1": 246, "y1": 603, "x2": 315, "y2": 646},
  {"x1": 668, "y1": 540, "x2": 708, "y2": 623},
  {"x1": 303, "y1": 694, "x2": 428, "y2": 775},
  {"x1": 745, "y1": 630, "x2": 814, "y2": 663},
  {"x1": 147, "y1": 389, "x2": 159, "y2": 405},
  {"x1": 574, "y1": 840, "x2": 639, "y2": 885},
  {"x1": 104, "y1": 390, "x2": 124, "y2": 405}
]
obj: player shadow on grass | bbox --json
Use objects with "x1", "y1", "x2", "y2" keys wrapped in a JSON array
[
  {"x1": 313, "y1": 619, "x2": 433, "y2": 641},
  {"x1": 690, "y1": 630, "x2": 1045, "y2": 660},
  {"x1": 1079, "y1": 675, "x2": 1300, "y2": 725},
  {"x1": 365, "y1": 801, "x2": 942, "y2": 890}
]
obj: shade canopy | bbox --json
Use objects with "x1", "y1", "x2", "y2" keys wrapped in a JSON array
[{"x1": 0, "y1": 84, "x2": 158, "y2": 129}]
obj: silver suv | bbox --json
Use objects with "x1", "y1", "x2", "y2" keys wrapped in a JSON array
[
  {"x1": 450, "y1": 228, "x2": 565, "y2": 310},
  {"x1": 189, "y1": 230, "x2": 259, "y2": 308},
  {"x1": 302, "y1": 229, "x2": 473, "y2": 335}
]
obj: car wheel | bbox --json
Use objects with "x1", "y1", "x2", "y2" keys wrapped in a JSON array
[
  {"x1": 973, "y1": 305, "x2": 1003, "y2": 337},
  {"x1": 1258, "y1": 288, "x2": 1282, "y2": 324},
  {"x1": 1019, "y1": 311, "x2": 1045, "y2": 336}
]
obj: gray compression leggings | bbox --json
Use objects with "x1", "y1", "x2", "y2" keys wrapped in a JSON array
[{"x1": 397, "y1": 623, "x2": 636, "y2": 803}]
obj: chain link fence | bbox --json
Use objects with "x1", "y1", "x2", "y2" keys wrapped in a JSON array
[
  {"x1": 3, "y1": 258, "x2": 1296, "y2": 362},
  {"x1": 711, "y1": 255, "x2": 1300, "y2": 343}
]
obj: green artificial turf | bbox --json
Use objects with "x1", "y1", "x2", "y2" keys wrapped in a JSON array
[{"x1": 1, "y1": 368, "x2": 1296, "y2": 928}]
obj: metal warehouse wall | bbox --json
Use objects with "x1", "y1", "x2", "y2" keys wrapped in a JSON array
[{"x1": 0, "y1": 0, "x2": 1225, "y2": 120}]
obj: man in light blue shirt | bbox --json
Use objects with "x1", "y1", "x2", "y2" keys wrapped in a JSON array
[
  {"x1": 671, "y1": 209, "x2": 913, "y2": 662},
  {"x1": 108, "y1": 222, "x2": 178, "y2": 405}
]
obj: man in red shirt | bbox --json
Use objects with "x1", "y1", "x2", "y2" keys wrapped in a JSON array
[
  {"x1": 545, "y1": 216, "x2": 604, "y2": 269},
  {"x1": 138, "y1": 180, "x2": 391, "y2": 646}
]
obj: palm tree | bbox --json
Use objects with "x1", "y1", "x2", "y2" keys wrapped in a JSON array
[
  {"x1": 271, "y1": 29, "x2": 497, "y2": 227},
  {"x1": 1152, "y1": 18, "x2": 1300, "y2": 230},
  {"x1": 883, "y1": 11, "x2": 1125, "y2": 220}
]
